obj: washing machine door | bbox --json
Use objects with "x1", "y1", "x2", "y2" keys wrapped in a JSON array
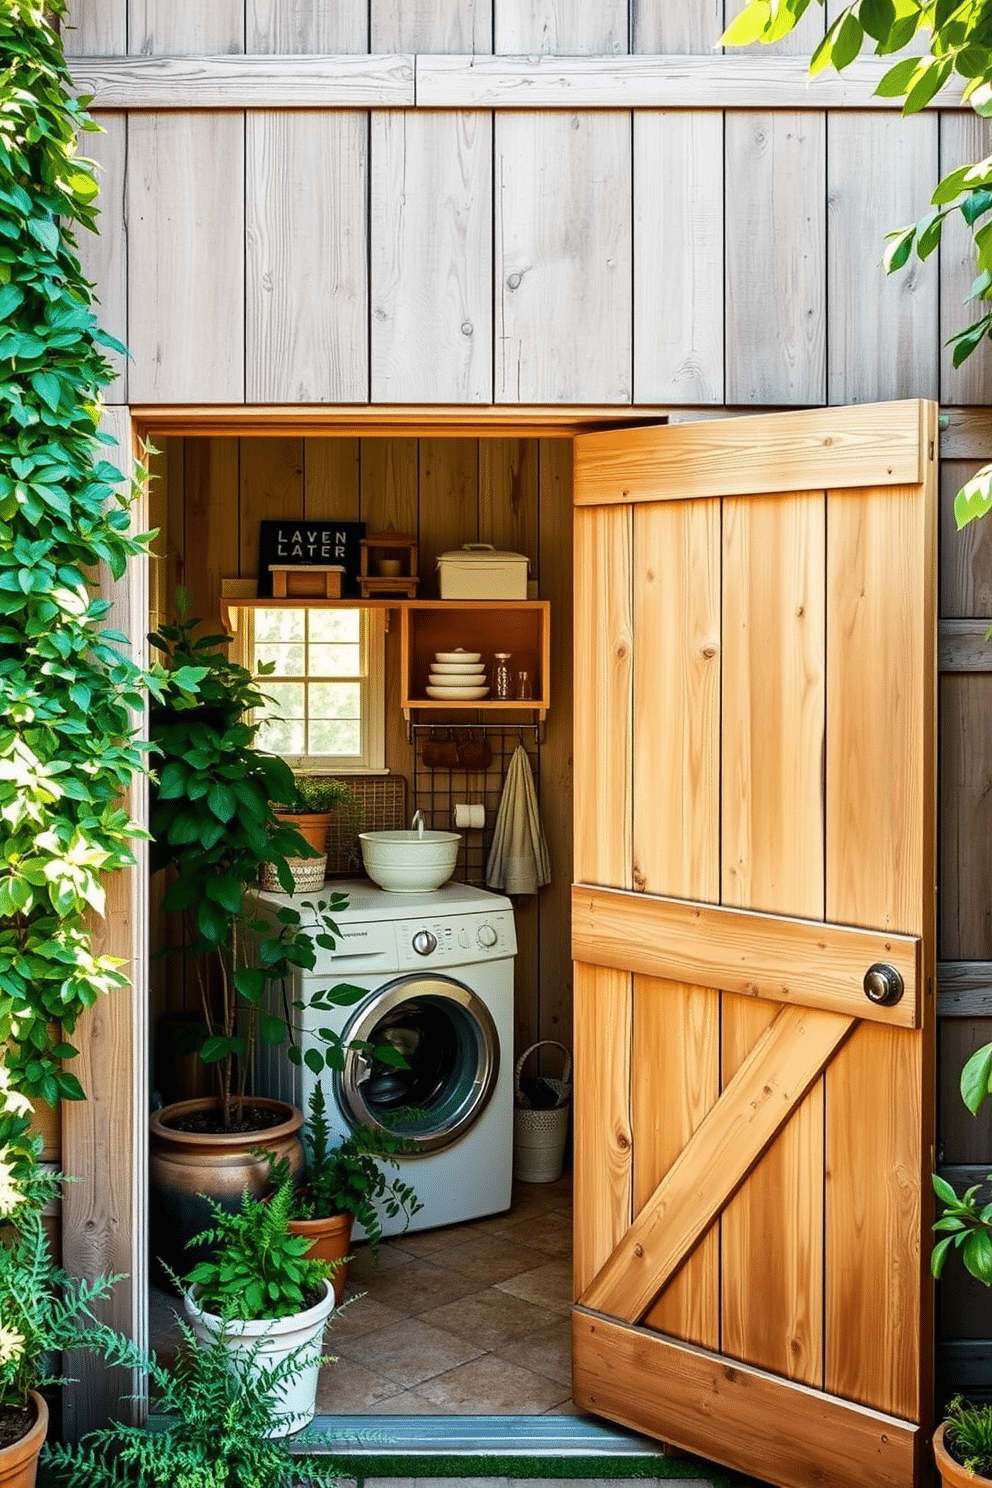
[{"x1": 337, "y1": 975, "x2": 500, "y2": 1154}]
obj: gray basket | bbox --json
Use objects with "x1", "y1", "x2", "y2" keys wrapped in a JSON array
[{"x1": 513, "y1": 1040, "x2": 572, "y2": 1184}]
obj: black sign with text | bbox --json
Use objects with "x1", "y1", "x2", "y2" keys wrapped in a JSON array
[{"x1": 256, "y1": 519, "x2": 366, "y2": 597}]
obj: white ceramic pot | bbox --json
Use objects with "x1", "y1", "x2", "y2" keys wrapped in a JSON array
[
  {"x1": 359, "y1": 828, "x2": 460, "y2": 892},
  {"x1": 184, "y1": 1280, "x2": 334, "y2": 1436}
]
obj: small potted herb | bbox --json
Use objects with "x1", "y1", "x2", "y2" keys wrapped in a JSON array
[
  {"x1": 262, "y1": 774, "x2": 359, "y2": 891},
  {"x1": 278, "y1": 1083, "x2": 422, "y2": 1301},
  {"x1": 182, "y1": 1174, "x2": 336, "y2": 1436}
]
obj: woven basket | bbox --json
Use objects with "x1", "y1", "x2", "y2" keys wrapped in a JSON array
[
  {"x1": 513, "y1": 1040, "x2": 572, "y2": 1184},
  {"x1": 259, "y1": 855, "x2": 327, "y2": 894}
]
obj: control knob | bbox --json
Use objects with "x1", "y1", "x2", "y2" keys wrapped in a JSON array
[
  {"x1": 477, "y1": 922, "x2": 498, "y2": 949},
  {"x1": 412, "y1": 929, "x2": 437, "y2": 956}
]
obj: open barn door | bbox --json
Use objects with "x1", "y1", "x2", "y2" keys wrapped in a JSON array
[{"x1": 570, "y1": 401, "x2": 937, "y2": 1488}]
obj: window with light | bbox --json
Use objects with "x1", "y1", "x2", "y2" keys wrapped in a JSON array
[{"x1": 248, "y1": 606, "x2": 385, "y2": 771}]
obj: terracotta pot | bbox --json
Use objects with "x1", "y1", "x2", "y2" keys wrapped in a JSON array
[
  {"x1": 0, "y1": 1393, "x2": 48, "y2": 1488},
  {"x1": 934, "y1": 1422, "x2": 992, "y2": 1486},
  {"x1": 288, "y1": 1209, "x2": 355, "y2": 1304},
  {"x1": 277, "y1": 812, "x2": 333, "y2": 855},
  {"x1": 149, "y1": 1098, "x2": 304, "y2": 1277}
]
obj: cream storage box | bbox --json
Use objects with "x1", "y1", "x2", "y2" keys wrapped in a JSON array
[{"x1": 436, "y1": 544, "x2": 530, "y2": 600}]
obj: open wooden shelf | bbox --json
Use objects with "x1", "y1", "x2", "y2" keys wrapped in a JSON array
[{"x1": 401, "y1": 600, "x2": 550, "y2": 721}]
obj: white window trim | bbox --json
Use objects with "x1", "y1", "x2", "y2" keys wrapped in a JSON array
[{"x1": 236, "y1": 605, "x2": 387, "y2": 774}]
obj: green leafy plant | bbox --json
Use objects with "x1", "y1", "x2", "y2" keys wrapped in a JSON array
[
  {"x1": 941, "y1": 1394, "x2": 992, "y2": 1477},
  {"x1": 290, "y1": 1082, "x2": 422, "y2": 1255},
  {"x1": 43, "y1": 1313, "x2": 342, "y2": 1488},
  {"x1": 149, "y1": 596, "x2": 377, "y2": 1127},
  {"x1": 0, "y1": 0, "x2": 152, "y2": 1105},
  {"x1": 721, "y1": 0, "x2": 992, "y2": 528},
  {"x1": 932, "y1": 1039, "x2": 992, "y2": 1285},
  {"x1": 184, "y1": 1175, "x2": 334, "y2": 1322}
]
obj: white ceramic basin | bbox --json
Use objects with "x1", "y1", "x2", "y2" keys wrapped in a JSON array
[{"x1": 359, "y1": 828, "x2": 461, "y2": 892}]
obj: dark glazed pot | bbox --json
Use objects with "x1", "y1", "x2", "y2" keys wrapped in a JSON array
[{"x1": 149, "y1": 1097, "x2": 304, "y2": 1276}]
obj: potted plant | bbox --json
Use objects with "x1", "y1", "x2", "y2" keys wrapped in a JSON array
[
  {"x1": 262, "y1": 773, "x2": 359, "y2": 892},
  {"x1": 932, "y1": 1040, "x2": 992, "y2": 1484},
  {"x1": 0, "y1": 1071, "x2": 118, "y2": 1487},
  {"x1": 180, "y1": 1173, "x2": 336, "y2": 1436},
  {"x1": 43, "y1": 1306, "x2": 343, "y2": 1487},
  {"x1": 147, "y1": 593, "x2": 374, "y2": 1268},
  {"x1": 275, "y1": 1082, "x2": 423, "y2": 1302}
]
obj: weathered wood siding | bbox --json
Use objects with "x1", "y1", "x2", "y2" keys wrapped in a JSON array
[{"x1": 61, "y1": 0, "x2": 992, "y2": 1408}]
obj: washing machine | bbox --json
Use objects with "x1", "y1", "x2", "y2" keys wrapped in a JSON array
[{"x1": 250, "y1": 878, "x2": 517, "y2": 1236}]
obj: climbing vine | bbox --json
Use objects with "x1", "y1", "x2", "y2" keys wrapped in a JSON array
[{"x1": 0, "y1": 0, "x2": 151, "y2": 1104}]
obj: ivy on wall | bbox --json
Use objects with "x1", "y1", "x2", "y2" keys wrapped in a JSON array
[{"x1": 0, "y1": 0, "x2": 150, "y2": 1104}]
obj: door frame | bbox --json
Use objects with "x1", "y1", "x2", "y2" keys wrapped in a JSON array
[{"x1": 64, "y1": 400, "x2": 674, "y2": 1435}]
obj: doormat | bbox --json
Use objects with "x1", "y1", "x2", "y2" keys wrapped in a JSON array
[{"x1": 290, "y1": 1415, "x2": 766, "y2": 1488}]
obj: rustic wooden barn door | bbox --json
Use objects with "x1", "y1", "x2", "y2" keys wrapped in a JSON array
[{"x1": 570, "y1": 401, "x2": 938, "y2": 1488}]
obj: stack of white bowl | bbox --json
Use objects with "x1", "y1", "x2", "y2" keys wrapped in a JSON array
[{"x1": 427, "y1": 649, "x2": 490, "y2": 699}]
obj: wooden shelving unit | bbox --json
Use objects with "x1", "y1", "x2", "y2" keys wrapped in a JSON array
[
  {"x1": 400, "y1": 600, "x2": 550, "y2": 721},
  {"x1": 220, "y1": 584, "x2": 550, "y2": 721}
]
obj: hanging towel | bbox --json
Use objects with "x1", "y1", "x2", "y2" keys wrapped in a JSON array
[{"x1": 485, "y1": 744, "x2": 551, "y2": 896}]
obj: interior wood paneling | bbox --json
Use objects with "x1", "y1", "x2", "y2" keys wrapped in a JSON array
[
  {"x1": 371, "y1": 112, "x2": 493, "y2": 405},
  {"x1": 725, "y1": 112, "x2": 826, "y2": 406},
  {"x1": 247, "y1": 112, "x2": 369, "y2": 404},
  {"x1": 154, "y1": 434, "x2": 574, "y2": 1074}
]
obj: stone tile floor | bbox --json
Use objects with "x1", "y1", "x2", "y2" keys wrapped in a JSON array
[{"x1": 149, "y1": 1173, "x2": 574, "y2": 1417}]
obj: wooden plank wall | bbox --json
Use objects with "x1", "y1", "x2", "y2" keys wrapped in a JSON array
[
  {"x1": 149, "y1": 436, "x2": 575, "y2": 1069},
  {"x1": 62, "y1": 0, "x2": 992, "y2": 1402}
]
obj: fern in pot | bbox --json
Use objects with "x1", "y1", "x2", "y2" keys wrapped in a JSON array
[
  {"x1": 274, "y1": 1082, "x2": 422, "y2": 1303},
  {"x1": 180, "y1": 1172, "x2": 336, "y2": 1437}
]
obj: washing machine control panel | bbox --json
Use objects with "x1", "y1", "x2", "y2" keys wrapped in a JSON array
[{"x1": 397, "y1": 910, "x2": 517, "y2": 966}]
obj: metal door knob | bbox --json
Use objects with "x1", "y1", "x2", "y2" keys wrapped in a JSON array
[{"x1": 863, "y1": 963, "x2": 904, "y2": 1006}]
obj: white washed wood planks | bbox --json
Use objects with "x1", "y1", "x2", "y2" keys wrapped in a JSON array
[
  {"x1": 634, "y1": 112, "x2": 723, "y2": 403},
  {"x1": 371, "y1": 0, "x2": 491, "y2": 52},
  {"x1": 247, "y1": 112, "x2": 368, "y2": 403},
  {"x1": 631, "y1": 0, "x2": 723, "y2": 53},
  {"x1": 77, "y1": 115, "x2": 128, "y2": 401},
  {"x1": 247, "y1": 0, "x2": 369, "y2": 53},
  {"x1": 827, "y1": 113, "x2": 939, "y2": 404},
  {"x1": 69, "y1": 56, "x2": 414, "y2": 108},
  {"x1": 127, "y1": 113, "x2": 245, "y2": 402},
  {"x1": 371, "y1": 112, "x2": 492, "y2": 403},
  {"x1": 496, "y1": 112, "x2": 632, "y2": 402},
  {"x1": 940, "y1": 113, "x2": 991, "y2": 406},
  {"x1": 725, "y1": 112, "x2": 826, "y2": 405},
  {"x1": 60, "y1": 0, "x2": 126, "y2": 54},
  {"x1": 127, "y1": 0, "x2": 244, "y2": 54},
  {"x1": 494, "y1": 0, "x2": 628, "y2": 54}
]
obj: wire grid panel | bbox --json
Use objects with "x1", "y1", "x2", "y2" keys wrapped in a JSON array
[
  {"x1": 320, "y1": 774, "x2": 408, "y2": 875},
  {"x1": 410, "y1": 725, "x2": 540, "y2": 886}
]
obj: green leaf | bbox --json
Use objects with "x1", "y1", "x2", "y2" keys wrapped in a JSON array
[
  {"x1": 964, "y1": 1228, "x2": 992, "y2": 1286},
  {"x1": 961, "y1": 1042, "x2": 992, "y2": 1114},
  {"x1": 875, "y1": 56, "x2": 921, "y2": 97},
  {"x1": 882, "y1": 225, "x2": 916, "y2": 273},
  {"x1": 859, "y1": 0, "x2": 895, "y2": 43},
  {"x1": 721, "y1": 0, "x2": 772, "y2": 46},
  {"x1": 954, "y1": 466, "x2": 992, "y2": 529},
  {"x1": 832, "y1": 12, "x2": 865, "y2": 68}
]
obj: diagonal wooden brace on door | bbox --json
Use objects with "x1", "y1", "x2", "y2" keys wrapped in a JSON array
[{"x1": 578, "y1": 1003, "x2": 856, "y2": 1323}]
